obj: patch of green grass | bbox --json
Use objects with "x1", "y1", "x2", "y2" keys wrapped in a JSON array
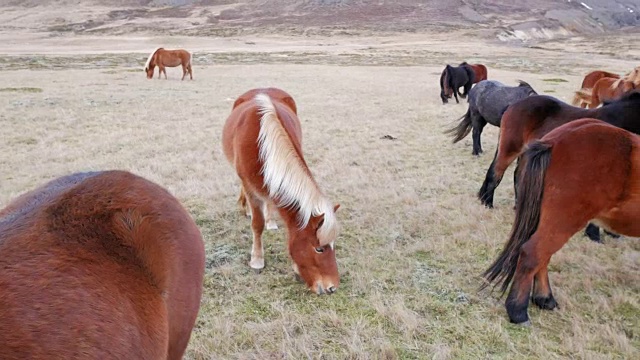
[
  {"x1": 0, "y1": 87, "x2": 43, "y2": 93},
  {"x1": 542, "y1": 78, "x2": 568, "y2": 83},
  {"x1": 544, "y1": 89, "x2": 556, "y2": 93}
]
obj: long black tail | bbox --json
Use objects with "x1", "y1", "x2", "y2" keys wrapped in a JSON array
[
  {"x1": 445, "y1": 108, "x2": 473, "y2": 143},
  {"x1": 481, "y1": 141, "x2": 552, "y2": 294}
]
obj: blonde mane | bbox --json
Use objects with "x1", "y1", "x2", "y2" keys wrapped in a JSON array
[
  {"x1": 624, "y1": 67, "x2": 640, "y2": 85},
  {"x1": 255, "y1": 93, "x2": 338, "y2": 246},
  {"x1": 144, "y1": 47, "x2": 162, "y2": 71}
]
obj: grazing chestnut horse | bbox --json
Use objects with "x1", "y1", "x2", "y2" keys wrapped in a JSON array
[
  {"x1": 0, "y1": 170, "x2": 205, "y2": 359},
  {"x1": 231, "y1": 87, "x2": 298, "y2": 230},
  {"x1": 574, "y1": 67, "x2": 640, "y2": 108},
  {"x1": 478, "y1": 91, "x2": 640, "y2": 241},
  {"x1": 144, "y1": 47, "x2": 193, "y2": 80},
  {"x1": 222, "y1": 88, "x2": 341, "y2": 294},
  {"x1": 482, "y1": 119, "x2": 640, "y2": 325},
  {"x1": 460, "y1": 62, "x2": 488, "y2": 83},
  {"x1": 572, "y1": 70, "x2": 619, "y2": 108}
]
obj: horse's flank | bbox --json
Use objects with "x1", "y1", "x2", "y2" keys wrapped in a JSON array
[
  {"x1": 255, "y1": 93, "x2": 337, "y2": 246},
  {"x1": 144, "y1": 47, "x2": 162, "y2": 71}
]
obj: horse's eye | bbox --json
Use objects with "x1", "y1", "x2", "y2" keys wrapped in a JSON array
[{"x1": 315, "y1": 247, "x2": 324, "y2": 253}]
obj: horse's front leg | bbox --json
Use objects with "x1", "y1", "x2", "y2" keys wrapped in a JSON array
[{"x1": 453, "y1": 88, "x2": 460, "y2": 104}]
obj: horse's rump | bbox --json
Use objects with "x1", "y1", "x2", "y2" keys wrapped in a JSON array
[
  {"x1": 0, "y1": 170, "x2": 205, "y2": 359},
  {"x1": 232, "y1": 87, "x2": 298, "y2": 114}
]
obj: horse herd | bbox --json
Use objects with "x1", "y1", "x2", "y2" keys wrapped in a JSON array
[
  {"x1": 0, "y1": 46, "x2": 639, "y2": 357},
  {"x1": 440, "y1": 60, "x2": 640, "y2": 324}
]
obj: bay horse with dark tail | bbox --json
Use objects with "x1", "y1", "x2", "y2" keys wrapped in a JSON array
[
  {"x1": 478, "y1": 91, "x2": 640, "y2": 241},
  {"x1": 222, "y1": 87, "x2": 341, "y2": 294},
  {"x1": 482, "y1": 119, "x2": 640, "y2": 325},
  {"x1": 145, "y1": 47, "x2": 193, "y2": 80},
  {"x1": 0, "y1": 170, "x2": 205, "y2": 359}
]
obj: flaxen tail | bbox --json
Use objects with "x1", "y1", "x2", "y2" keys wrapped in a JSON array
[
  {"x1": 446, "y1": 108, "x2": 473, "y2": 143},
  {"x1": 481, "y1": 141, "x2": 552, "y2": 294}
]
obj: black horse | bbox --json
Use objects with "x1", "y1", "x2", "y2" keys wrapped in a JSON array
[
  {"x1": 477, "y1": 91, "x2": 640, "y2": 242},
  {"x1": 439, "y1": 64, "x2": 475, "y2": 104},
  {"x1": 447, "y1": 80, "x2": 537, "y2": 155}
]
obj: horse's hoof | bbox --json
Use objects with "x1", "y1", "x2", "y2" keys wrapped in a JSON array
[
  {"x1": 519, "y1": 320, "x2": 532, "y2": 327},
  {"x1": 249, "y1": 258, "x2": 265, "y2": 271}
]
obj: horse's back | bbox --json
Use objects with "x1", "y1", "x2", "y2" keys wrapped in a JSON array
[
  {"x1": 0, "y1": 170, "x2": 204, "y2": 360},
  {"x1": 222, "y1": 89, "x2": 302, "y2": 171},
  {"x1": 582, "y1": 70, "x2": 619, "y2": 88}
]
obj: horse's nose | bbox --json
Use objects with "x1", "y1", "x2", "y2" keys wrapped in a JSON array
[{"x1": 327, "y1": 285, "x2": 336, "y2": 294}]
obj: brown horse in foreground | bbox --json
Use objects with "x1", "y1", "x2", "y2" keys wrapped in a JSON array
[
  {"x1": 231, "y1": 87, "x2": 298, "y2": 230},
  {"x1": 0, "y1": 170, "x2": 205, "y2": 359},
  {"x1": 222, "y1": 87, "x2": 341, "y2": 294},
  {"x1": 145, "y1": 47, "x2": 193, "y2": 80},
  {"x1": 572, "y1": 70, "x2": 619, "y2": 108},
  {"x1": 482, "y1": 119, "x2": 640, "y2": 325}
]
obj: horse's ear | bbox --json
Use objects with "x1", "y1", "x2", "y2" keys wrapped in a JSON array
[{"x1": 334, "y1": 203, "x2": 340, "y2": 212}]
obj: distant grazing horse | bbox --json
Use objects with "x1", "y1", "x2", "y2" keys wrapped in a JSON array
[
  {"x1": 447, "y1": 80, "x2": 537, "y2": 155},
  {"x1": 478, "y1": 91, "x2": 640, "y2": 241},
  {"x1": 482, "y1": 119, "x2": 640, "y2": 325},
  {"x1": 574, "y1": 67, "x2": 640, "y2": 108},
  {"x1": 144, "y1": 47, "x2": 193, "y2": 80},
  {"x1": 460, "y1": 62, "x2": 488, "y2": 83},
  {"x1": 222, "y1": 87, "x2": 341, "y2": 294},
  {"x1": 439, "y1": 63, "x2": 475, "y2": 104},
  {"x1": 572, "y1": 70, "x2": 619, "y2": 108},
  {"x1": 231, "y1": 87, "x2": 299, "y2": 231},
  {"x1": 0, "y1": 170, "x2": 205, "y2": 359}
]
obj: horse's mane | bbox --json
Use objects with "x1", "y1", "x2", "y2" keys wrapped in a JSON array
[
  {"x1": 623, "y1": 67, "x2": 640, "y2": 85},
  {"x1": 255, "y1": 94, "x2": 338, "y2": 246},
  {"x1": 516, "y1": 80, "x2": 537, "y2": 94},
  {"x1": 144, "y1": 47, "x2": 163, "y2": 71}
]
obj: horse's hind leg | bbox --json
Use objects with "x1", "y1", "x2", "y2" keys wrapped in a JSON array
[
  {"x1": 238, "y1": 187, "x2": 251, "y2": 217},
  {"x1": 181, "y1": 64, "x2": 187, "y2": 81},
  {"x1": 453, "y1": 87, "x2": 460, "y2": 104},
  {"x1": 532, "y1": 263, "x2": 558, "y2": 310},
  {"x1": 506, "y1": 226, "x2": 577, "y2": 324},
  {"x1": 188, "y1": 64, "x2": 193, "y2": 80},
  {"x1": 471, "y1": 116, "x2": 486, "y2": 155}
]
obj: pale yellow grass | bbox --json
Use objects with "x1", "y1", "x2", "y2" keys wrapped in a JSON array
[{"x1": 0, "y1": 61, "x2": 638, "y2": 359}]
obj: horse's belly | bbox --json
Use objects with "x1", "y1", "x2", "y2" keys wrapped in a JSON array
[{"x1": 597, "y1": 197, "x2": 640, "y2": 237}]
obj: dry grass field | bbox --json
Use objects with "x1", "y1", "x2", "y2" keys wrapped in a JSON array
[{"x1": 1, "y1": 7, "x2": 640, "y2": 358}]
